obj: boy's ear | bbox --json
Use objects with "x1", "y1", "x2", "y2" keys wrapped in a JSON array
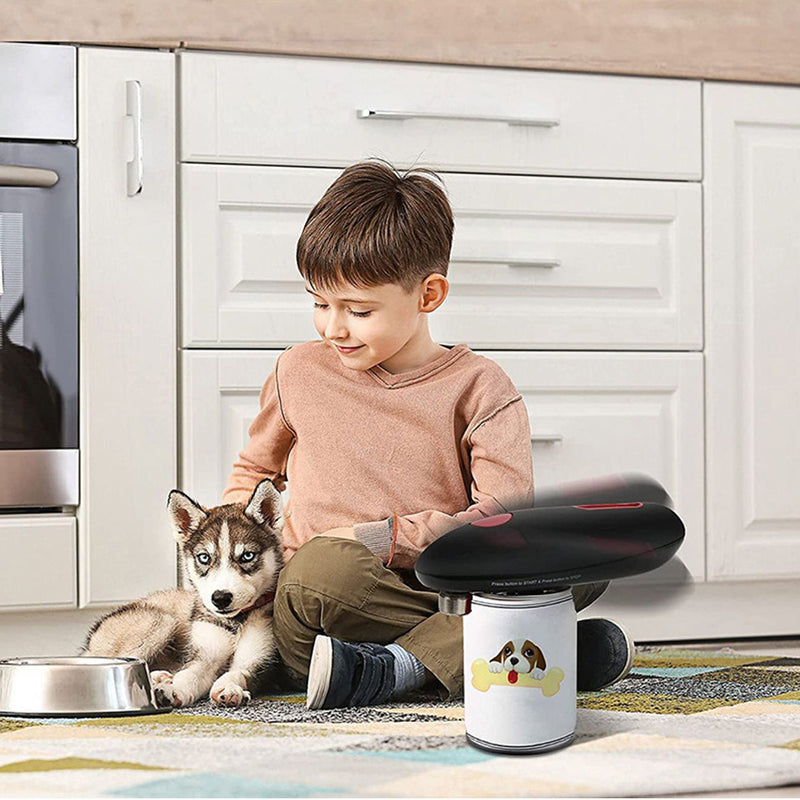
[
  {"x1": 419, "y1": 273, "x2": 449, "y2": 313},
  {"x1": 166, "y1": 489, "x2": 208, "y2": 543},
  {"x1": 243, "y1": 479, "x2": 284, "y2": 533}
]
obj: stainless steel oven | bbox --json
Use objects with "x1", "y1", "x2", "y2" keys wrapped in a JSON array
[{"x1": 0, "y1": 43, "x2": 78, "y2": 509}]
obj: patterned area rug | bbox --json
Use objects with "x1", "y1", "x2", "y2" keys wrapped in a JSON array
[{"x1": 1, "y1": 647, "x2": 800, "y2": 797}]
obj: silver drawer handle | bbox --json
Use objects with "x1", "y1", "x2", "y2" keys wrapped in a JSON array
[
  {"x1": 357, "y1": 109, "x2": 560, "y2": 128},
  {"x1": 125, "y1": 80, "x2": 143, "y2": 197},
  {"x1": 531, "y1": 434, "x2": 564, "y2": 444},
  {"x1": 0, "y1": 165, "x2": 59, "y2": 188},
  {"x1": 451, "y1": 257, "x2": 561, "y2": 269}
]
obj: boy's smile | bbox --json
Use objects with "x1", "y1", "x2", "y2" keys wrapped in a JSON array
[
  {"x1": 305, "y1": 275, "x2": 449, "y2": 375},
  {"x1": 334, "y1": 344, "x2": 364, "y2": 355}
]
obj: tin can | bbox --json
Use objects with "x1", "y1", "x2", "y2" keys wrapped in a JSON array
[{"x1": 463, "y1": 589, "x2": 576, "y2": 754}]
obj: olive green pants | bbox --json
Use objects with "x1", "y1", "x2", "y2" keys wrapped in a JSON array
[{"x1": 273, "y1": 536, "x2": 608, "y2": 698}]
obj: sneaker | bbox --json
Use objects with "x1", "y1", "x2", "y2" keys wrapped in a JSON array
[
  {"x1": 306, "y1": 635, "x2": 396, "y2": 710},
  {"x1": 577, "y1": 617, "x2": 636, "y2": 692}
]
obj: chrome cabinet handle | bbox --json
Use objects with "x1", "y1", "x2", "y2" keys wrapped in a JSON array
[
  {"x1": 125, "y1": 80, "x2": 142, "y2": 197},
  {"x1": 531, "y1": 434, "x2": 564, "y2": 444},
  {"x1": 357, "y1": 109, "x2": 560, "y2": 128},
  {"x1": 450, "y1": 257, "x2": 561, "y2": 269},
  {"x1": 0, "y1": 165, "x2": 59, "y2": 187}
]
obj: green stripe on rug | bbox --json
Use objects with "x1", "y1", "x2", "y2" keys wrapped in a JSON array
[
  {"x1": 0, "y1": 757, "x2": 170, "y2": 773},
  {"x1": 0, "y1": 719, "x2": 40, "y2": 734},
  {"x1": 633, "y1": 649, "x2": 768, "y2": 669},
  {"x1": 76, "y1": 713, "x2": 258, "y2": 728},
  {"x1": 578, "y1": 691, "x2": 740, "y2": 714},
  {"x1": 781, "y1": 739, "x2": 800, "y2": 750}
]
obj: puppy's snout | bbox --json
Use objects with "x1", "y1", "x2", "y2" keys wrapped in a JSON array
[
  {"x1": 509, "y1": 657, "x2": 518, "y2": 665},
  {"x1": 212, "y1": 590, "x2": 233, "y2": 609}
]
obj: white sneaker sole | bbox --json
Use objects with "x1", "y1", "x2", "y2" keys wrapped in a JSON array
[{"x1": 306, "y1": 635, "x2": 333, "y2": 710}]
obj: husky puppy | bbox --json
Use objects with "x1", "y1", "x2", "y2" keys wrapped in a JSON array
[{"x1": 82, "y1": 479, "x2": 284, "y2": 708}]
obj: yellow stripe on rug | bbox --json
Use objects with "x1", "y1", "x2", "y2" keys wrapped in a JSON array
[{"x1": 0, "y1": 757, "x2": 170, "y2": 773}]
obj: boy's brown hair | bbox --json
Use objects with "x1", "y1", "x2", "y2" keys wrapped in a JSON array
[{"x1": 296, "y1": 159, "x2": 454, "y2": 295}]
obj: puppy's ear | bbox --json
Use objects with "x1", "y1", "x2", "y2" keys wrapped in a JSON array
[
  {"x1": 243, "y1": 478, "x2": 284, "y2": 533},
  {"x1": 167, "y1": 489, "x2": 208, "y2": 543},
  {"x1": 490, "y1": 641, "x2": 512, "y2": 664}
]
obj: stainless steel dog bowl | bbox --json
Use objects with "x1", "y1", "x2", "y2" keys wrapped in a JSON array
[{"x1": 0, "y1": 656, "x2": 168, "y2": 717}]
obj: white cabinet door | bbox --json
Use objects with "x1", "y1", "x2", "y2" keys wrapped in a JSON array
[
  {"x1": 180, "y1": 350, "x2": 282, "y2": 505},
  {"x1": 705, "y1": 83, "x2": 800, "y2": 580},
  {"x1": 181, "y1": 349, "x2": 704, "y2": 582},
  {"x1": 78, "y1": 48, "x2": 177, "y2": 606},
  {"x1": 181, "y1": 165, "x2": 702, "y2": 350},
  {"x1": 490, "y1": 352, "x2": 705, "y2": 583},
  {"x1": 180, "y1": 53, "x2": 701, "y2": 180},
  {"x1": 0, "y1": 515, "x2": 76, "y2": 611}
]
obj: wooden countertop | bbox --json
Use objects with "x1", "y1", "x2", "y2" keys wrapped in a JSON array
[{"x1": 4, "y1": 0, "x2": 800, "y2": 85}]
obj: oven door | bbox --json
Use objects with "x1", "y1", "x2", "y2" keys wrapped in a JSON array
[{"x1": 0, "y1": 142, "x2": 78, "y2": 508}]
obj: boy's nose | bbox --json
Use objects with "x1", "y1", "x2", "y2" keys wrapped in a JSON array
[{"x1": 325, "y1": 314, "x2": 348, "y2": 340}]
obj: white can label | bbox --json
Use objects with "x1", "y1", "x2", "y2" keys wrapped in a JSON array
[{"x1": 463, "y1": 592, "x2": 576, "y2": 750}]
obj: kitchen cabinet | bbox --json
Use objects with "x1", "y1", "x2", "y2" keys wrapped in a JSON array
[
  {"x1": 704, "y1": 83, "x2": 800, "y2": 580},
  {"x1": 0, "y1": 516, "x2": 77, "y2": 610},
  {"x1": 180, "y1": 53, "x2": 700, "y2": 179},
  {"x1": 177, "y1": 51, "x2": 714, "y2": 639},
  {"x1": 181, "y1": 166, "x2": 702, "y2": 351},
  {"x1": 76, "y1": 47, "x2": 177, "y2": 606},
  {"x1": 0, "y1": 46, "x2": 177, "y2": 630},
  {"x1": 6, "y1": 47, "x2": 798, "y2": 653},
  {"x1": 182, "y1": 350, "x2": 705, "y2": 584}
]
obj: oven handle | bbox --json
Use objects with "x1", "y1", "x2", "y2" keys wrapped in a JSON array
[{"x1": 0, "y1": 165, "x2": 59, "y2": 188}]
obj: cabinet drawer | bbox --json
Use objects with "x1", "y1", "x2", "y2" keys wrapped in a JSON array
[
  {"x1": 0, "y1": 515, "x2": 76, "y2": 610},
  {"x1": 181, "y1": 165, "x2": 702, "y2": 350},
  {"x1": 180, "y1": 53, "x2": 700, "y2": 180},
  {"x1": 181, "y1": 349, "x2": 704, "y2": 580},
  {"x1": 492, "y1": 351, "x2": 705, "y2": 581}
]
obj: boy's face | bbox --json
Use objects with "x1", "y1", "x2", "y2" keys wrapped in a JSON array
[{"x1": 305, "y1": 275, "x2": 447, "y2": 373}]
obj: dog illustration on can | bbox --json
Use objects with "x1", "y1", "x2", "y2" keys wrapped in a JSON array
[{"x1": 471, "y1": 638, "x2": 565, "y2": 696}]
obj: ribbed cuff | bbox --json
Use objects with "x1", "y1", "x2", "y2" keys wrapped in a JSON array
[{"x1": 353, "y1": 517, "x2": 393, "y2": 562}]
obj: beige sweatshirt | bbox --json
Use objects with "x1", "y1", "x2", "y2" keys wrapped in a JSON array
[{"x1": 222, "y1": 340, "x2": 534, "y2": 570}]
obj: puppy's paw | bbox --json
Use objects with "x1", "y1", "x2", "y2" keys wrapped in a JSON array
[
  {"x1": 169, "y1": 671, "x2": 197, "y2": 708},
  {"x1": 531, "y1": 667, "x2": 546, "y2": 680},
  {"x1": 210, "y1": 674, "x2": 251, "y2": 707},
  {"x1": 150, "y1": 670, "x2": 175, "y2": 708},
  {"x1": 488, "y1": 661, "x2": 503, "y2": 673}
]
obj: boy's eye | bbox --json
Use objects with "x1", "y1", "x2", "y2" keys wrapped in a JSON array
[
  {"x1": 196, "y1": 552, "x2": 211, "y2": 565},
  {"x1": 240, "y1": 551, "x2": 257, "y2": 563},
  {"x1": 313, "y1": 302, "x2": 371, "y2": 318}
]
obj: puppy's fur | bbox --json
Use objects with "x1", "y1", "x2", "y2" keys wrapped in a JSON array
[
  {"x1": 488, "y1": 639, "x2": 547, "y2": 679},
  {"x1": 82, "y1": 479, "x2": 284, "y2": 708}
]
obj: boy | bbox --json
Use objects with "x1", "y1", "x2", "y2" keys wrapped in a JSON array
[{"x1": 222, "y1": 159, "x2": 634, "y2": 709}]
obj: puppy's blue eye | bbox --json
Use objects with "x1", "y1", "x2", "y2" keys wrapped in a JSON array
[
  {"x1": 196, "y1": 552, "x2": 211, "y2": 565},
  {"x1": 241, "y1": 551, "x2": 256, "y2": 563}
]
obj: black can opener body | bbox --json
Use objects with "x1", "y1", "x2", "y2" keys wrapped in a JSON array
[{"x1": 414, "y1": 502, "x2": 685, "y2": 597}]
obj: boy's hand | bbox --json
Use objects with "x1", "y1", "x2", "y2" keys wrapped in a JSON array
[{"x1": 319, "y1": 526, "x2": 356, "y2": 540}]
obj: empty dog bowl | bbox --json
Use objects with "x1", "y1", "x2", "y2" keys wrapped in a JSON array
[{"x1": 0, "y1": 656, "x2": 168, "y2": 717}]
